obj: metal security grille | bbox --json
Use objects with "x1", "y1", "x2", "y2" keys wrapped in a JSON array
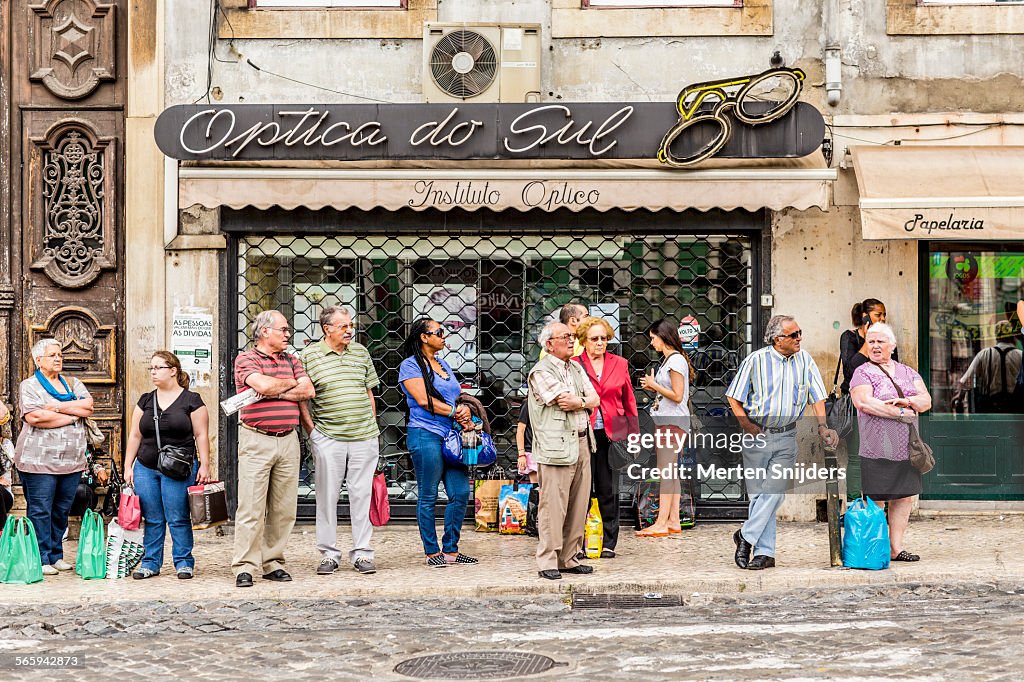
[{"x1": 232, "y1": 228, "x2": 756, "y2": 518}]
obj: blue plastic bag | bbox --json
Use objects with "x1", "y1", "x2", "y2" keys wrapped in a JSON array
[{"x1": 842, "y1": 496, "x2": 890, "y2": 570}]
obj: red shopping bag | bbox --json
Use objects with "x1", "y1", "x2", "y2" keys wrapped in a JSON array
[
  {"x1": 117, "y1": 485, "x2": 142, "y2": 531},
  {"x1": 369, "y1": 472, "x2": 390, "y2": 527}
]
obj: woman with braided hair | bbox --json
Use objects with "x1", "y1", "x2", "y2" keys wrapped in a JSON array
[{"x1": 399, "y1": 318, "x2": 477, "y2": 568}]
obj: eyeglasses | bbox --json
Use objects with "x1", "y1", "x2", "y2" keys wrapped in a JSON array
[
  {"x1": 271, "y1": 326, "x2": 291, "y2": 335},
  {"x1": 587, "y1": 336, "x2": 609, "y2": 342},
  {"x1": 422, "y1": 328, "x2": 446, "y2": 338},
  {"x1": 326, "y1": 323, "x2": 355, "y2": 331},
  {"x1": 778, "y1": 330, "x2": 803, "y2": 340},
  {"x1": 149, "y1": 365, "x2": 173, "y2": 371},
  {"x1": 551, "y1": 333, "x2": 574, "y2": 342}
]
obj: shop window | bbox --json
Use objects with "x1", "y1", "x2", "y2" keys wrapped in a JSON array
[
  {"x1": 927, "y1": 245, "x2": 1024, "y2": 415},
  {"x1": 235, "y1": 231, "x2": 755, "y2": 512},
  {"x1": 888, "y1": 0, "x2": 1024, "y2": 34},
  {"x1": 221, "y1": 0, "x2": 433, "y2": 40},
  {"x1": 554, "y1": 0, "x2": 770, "y2": 38}
]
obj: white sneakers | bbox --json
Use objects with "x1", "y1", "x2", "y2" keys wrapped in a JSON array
[
  {"x1": 41, "y1": 565, "x2": 58, "y2": 575},
  {"x1": 53, "y1": 559, "x2": 73, "y2": 571}
]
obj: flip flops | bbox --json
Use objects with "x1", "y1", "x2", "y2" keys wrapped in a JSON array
[{"x1": 635, "y1": 528, "x2": 668, "y2": 537}]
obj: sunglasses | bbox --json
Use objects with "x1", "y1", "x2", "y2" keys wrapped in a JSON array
[
  {"x1": 778, "y1": 330, "x2": 803, "y2": 340},
  {"x1": 422, "y1": 328, "x2": 446, "y2": 338}
]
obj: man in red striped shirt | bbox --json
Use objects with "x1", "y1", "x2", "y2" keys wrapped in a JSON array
[{"x1": 231, "y1": 310, "x2": 314, "y2": 588}]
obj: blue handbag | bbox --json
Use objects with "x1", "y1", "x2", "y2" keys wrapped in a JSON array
[
  {"x1": 841, "y1": 496, "x2": 890, "y2": 570},
  {"x1": 441, "y1": 428, "x2": 464, "y2": 467},
  {"x1": 441, "y1": 425, "x2": 498, "y2": 468}
]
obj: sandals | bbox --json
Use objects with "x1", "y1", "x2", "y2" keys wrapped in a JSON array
[
  {"x1": 667, "y1": 528, "x2": 683, "y2": 535},
  {"x1": 636, "y1": 528, "x2": 668, "y2": 537},
  {"x1": 892, "y1": 550, "x2": 920, "y2": 562}
]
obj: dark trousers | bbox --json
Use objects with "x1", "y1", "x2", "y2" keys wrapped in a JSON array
[
  {"x1": 0, "y1": 486, "x2": 13, "y2": 531},
  {"x1": 591, "y1": 429, "x2": 620, "y2": 550},
  {"x1": 19, "y1": 470, "x2": 80, "y2": 565}
]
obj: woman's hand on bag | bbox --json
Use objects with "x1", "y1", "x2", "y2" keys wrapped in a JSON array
[{"x1": 196, "y1": 463, "x2": 212, "y2": 485}]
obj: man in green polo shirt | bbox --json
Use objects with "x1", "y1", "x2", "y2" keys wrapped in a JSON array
[{"x1": 300, "y1": 306, "x2": 381, "y2": 576}]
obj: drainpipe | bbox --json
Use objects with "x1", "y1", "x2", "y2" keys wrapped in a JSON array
[{"x1": 824, "y1": 0, "x2": 842, "y2": 107}]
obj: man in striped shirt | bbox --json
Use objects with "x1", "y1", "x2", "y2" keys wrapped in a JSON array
[
  {"x1": 725, "y1": 315, "x2": 838, "y2": 570},
  {"x1": 300, "y1": 306, "x2": 381, "y2": 577},
  {"x1": 232, "y1": 310, "x2": 315, "y2": 588}
]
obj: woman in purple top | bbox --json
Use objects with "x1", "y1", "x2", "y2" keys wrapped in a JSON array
[
  {"x1": 850, "y1": 323, "x2": 933, "y2": 562},
  {"x1": 399, "y1": 318, "x2": 476, "y2": 568}
]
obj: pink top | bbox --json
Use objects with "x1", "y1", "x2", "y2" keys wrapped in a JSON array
[{"x1": 850, "y1": 362, "x2": 922, "y2": 462}]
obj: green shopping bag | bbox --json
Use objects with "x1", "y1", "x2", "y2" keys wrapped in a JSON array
[
  {"x1": 0, "y1": 516, "x2": 45, "y2": 584},
  {"x1": 75, "y1": 509, "x2": 107, "y2": 580}
]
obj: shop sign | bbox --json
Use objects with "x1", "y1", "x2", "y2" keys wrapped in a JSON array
[
  {"x1": 154, "y1": 101, "x2": 824, "y2": 163},
  {"x1": 904, "y1": 212, "x2": 986, "y2": 235},
  {"x1": 171, "y1": 309, "x2": 214, "y2": 387}
]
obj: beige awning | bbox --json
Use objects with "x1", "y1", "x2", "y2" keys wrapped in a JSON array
[
  {"x1": 177, "y1": 166, "x2": 834, "y2": 213},
  {"x1": 853, "y1": 146, "x2": 1024, "y2": 240}
]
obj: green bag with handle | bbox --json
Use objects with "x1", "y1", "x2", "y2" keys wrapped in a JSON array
[
  {"x1": 75, "y1": 508, "x2": 107, "y2": 580},
  {"x1": 0, "y1": 516, "x2": 45, "y2": 584}
]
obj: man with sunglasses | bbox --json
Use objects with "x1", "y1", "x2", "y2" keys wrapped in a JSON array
[{"x1": 725, "y1": 315, "x2": 836, "y2": 570}]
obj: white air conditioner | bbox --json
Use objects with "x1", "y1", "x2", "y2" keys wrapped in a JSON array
[{"x1": 423, "y1": 23, "x2": 541, "y2": 103}]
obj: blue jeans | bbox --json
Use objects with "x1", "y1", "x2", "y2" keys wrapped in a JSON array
[
  {"x1": 133, "y1": 460, "x2": 198, "y2": 572},
  {"x1": 19, "y1": 471, "x2": 81, "y2": 565},
  {"x1": 740, "y1": 430, "x2": 797, "y2": 558},
  {"x1": 407, "y1": 428, "x2": 469, "y2": 555}
]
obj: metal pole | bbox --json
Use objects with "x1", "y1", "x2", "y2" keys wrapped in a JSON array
[{"x1": 824, "y1": 443, "x2": 843, "y2": 567}]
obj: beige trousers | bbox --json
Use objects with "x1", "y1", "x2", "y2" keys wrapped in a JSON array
[
  {"x1": 536, "y1": 435, "x2": 592, "y2": 571},
  {"x1": 232, "y1": 426, "x2": 299, "y2": 576}
]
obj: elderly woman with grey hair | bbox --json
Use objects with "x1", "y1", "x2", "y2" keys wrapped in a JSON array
[
  {"x1": 850, "y1": 322, "x2": 932, "y2": 562},
  {"x1": 14, "y1": 338, "x2": 94, "y2": 575}
]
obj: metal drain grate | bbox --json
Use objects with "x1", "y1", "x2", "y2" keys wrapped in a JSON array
[
  {"x1": 394, "y1": 651, "x2": 559, "y2": 680},
  {"x1": 571, "y1": 593, "x2": 685, "y2": 609}
]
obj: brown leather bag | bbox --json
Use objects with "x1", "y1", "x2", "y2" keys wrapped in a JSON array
[{"x1": 874, "y1": 363, "x2": 935, "y2": 475}]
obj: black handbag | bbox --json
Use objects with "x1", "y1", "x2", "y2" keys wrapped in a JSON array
[
  {"x1": 101, "y1": 455, "x2": 123, "y2": 518},
  {"x1": 153, "y1": 391, "x2": 194, "y2": 481},
  {"x1": 825, "y1": 358, "x2": 855, "y2": 440}
]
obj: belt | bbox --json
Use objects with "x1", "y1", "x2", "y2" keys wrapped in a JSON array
[
  {"x1": 241, "y1": 423, "x2": 294, "y2": 438},
  {"x1": 755, "y1": 422, "x2": 796, "y2": 434}
]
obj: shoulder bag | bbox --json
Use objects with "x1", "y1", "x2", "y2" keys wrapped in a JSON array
[
  {"x1": 153, "y1": 391, "x2": 195, "y2": 481},
  {"x1": 825, "y1": 358, "x2": 855, "y2": 440},
  {"x1": 873, "y1": 364, "x2": 935, "y2": 475}
]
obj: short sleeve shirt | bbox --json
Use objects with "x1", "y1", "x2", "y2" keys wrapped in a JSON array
[
  {"x1": 14, "y1": 375, "x2": 90, "y2": 475},
  {"x1": 851, "y1": 362, "x2": 922, "y2": 461},
  {"x1": 651, "y1": 353, "x2": 691, "y2": 417},
  {"x1": 301, "y1": 341, "x2": 380, "y2": 442},
  {"x1": 234, "y1": 348, "x2": 307, "y2": 432},
  {"x1": 399, "y1": 356, "x2": 461, "y2": 438},
  {"x1": 136, "y1": 390, "x2": 206, "y2": 470}
]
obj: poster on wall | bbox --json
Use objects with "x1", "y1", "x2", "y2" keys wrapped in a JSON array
[
  {"x1": 679, "y1": 315, "x2": 701, "y2": 351},
  {"x1": 589, "y1": 303, "x2": 621, "y2": 344},
  {"x1": 413, "y1": 284, "x2": 478, "y2": 375},
  {"x1": 171, "y1": 309, "x2": 213, "y2": 387},
  {"x1": 293, "y1": 283, "x2": 359, "y2": 350}
]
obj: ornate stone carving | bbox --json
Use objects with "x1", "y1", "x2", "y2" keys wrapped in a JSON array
[
  {"x1": 30, "y1": 121, "x2": 116, "y2": 289},
  {"x1": 0, "y1": 288, "x2": 14, "y2": 311},
  {"x1": 30, "y1": 306, "x2": 116, "y2": 385},
  {"x1": 30, "y1": 0, "x2": 116, "y2": 100}
]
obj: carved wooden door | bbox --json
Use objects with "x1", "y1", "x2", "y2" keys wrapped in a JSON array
[{"x1": 11, "y1": 0, "x2": 126, "y2": 464}]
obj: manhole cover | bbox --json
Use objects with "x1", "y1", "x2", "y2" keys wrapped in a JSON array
[
  {"x1": 394, "y1": 651, "x2": 558, "y2": 680},
  {"x1": 571, "y1": 593, "x2": 685, "y2": 609}
]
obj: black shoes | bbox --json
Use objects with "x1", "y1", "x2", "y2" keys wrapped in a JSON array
[
  {"x1": 575, "y1": 551, "x2": 587, "y2": 561},
  {"x1": 538, "y1": 569, "x2": 562, "y2": 580},
  {"x1": 235, "y1": 572, "x2": 253, "y2": 588},
  {"x1": 747, "y1": 555, "x2": 776, "y2": 570},
  {"x1": 733, "y1": 529, "x2": 752, "y2": 569},
  {"x1": 262, "y1": 569, "x2": 292, "y2": 582},
  {"x1": 600, "y1": 549, "x2": 616, "y2": 559},
  {"x1": 559, "y1": 565, "x2": 594, "y2": 575}
]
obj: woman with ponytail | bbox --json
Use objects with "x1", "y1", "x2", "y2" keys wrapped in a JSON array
[
  {"x1": 398, "y1": 319, "x2": 477, "y2": 568},
  {"x1": 123, "y1": 351, "x2": 212, "y2": 579}
]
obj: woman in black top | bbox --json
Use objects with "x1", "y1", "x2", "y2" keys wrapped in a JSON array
[
  {"x1": 840, "y1": 299, "x2": 898, "y2": 395},
  {"x1": 123, "y1": 351, "x2": 212, "y2": 579}
]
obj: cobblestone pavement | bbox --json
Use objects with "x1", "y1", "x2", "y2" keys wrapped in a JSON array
[
  {"x1": 0, "y1": 515, "x2": 1020, "y2": 603},
  {"x1": 0, "y1": 582, "x2": 1021, "y2": 680}
]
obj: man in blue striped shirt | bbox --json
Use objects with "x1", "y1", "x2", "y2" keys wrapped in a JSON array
[{"x1": 725, "y1": 315, "x2": 838, "y2": 570}]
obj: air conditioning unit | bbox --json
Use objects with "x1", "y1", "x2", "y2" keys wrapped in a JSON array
[{"x1": 423, "y1": 23, "x2": 541, "y2": 103}]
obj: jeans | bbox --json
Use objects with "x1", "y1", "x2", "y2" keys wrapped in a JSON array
[
  {"x1": 740, "y1": 430, "x2": 797, "y2": 558},
  {"x1": 19, "y1": 470, "x2": 81, "y2": 565},
  {"x1": 407, "y1": 428, "x2": 469, "y2": 555},
  {"x1": 133, "y1": 459, "x2": 198, "y2": 572}
]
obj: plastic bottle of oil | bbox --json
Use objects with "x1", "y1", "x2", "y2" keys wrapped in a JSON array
[{"x1": 584, "y1": 497, "x2": 603, "y2": 559}]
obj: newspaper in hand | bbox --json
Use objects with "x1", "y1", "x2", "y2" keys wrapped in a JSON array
[{"x1": 220, "y1": 388, "x2": 261, "y2": 416}]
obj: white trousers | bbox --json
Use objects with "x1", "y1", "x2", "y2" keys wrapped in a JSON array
[{"x1": 311, "y1": 429, "x2": 379, "y2": 564}]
